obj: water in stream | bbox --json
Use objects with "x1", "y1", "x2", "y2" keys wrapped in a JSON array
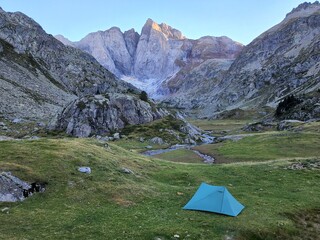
[{"x1": 142, "y1": 144, "x2": 215, "y2": 164}]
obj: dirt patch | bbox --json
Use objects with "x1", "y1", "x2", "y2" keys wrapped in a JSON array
[
  {"x1": 289, "y1": 208, "x2": 320, "y2": 240},
  {"x1": 112, "y1": 195, "x2": 135, "y2": 207},
  {"x1": 238, "y1": 209, "x2": 320, "y2": 240}
]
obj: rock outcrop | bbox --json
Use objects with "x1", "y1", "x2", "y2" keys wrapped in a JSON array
[
  {"x1": 55, "y1": 94, "x2": 168, "y2": 137},
  {"x1": 0, "y1": 172, "x2": 30, "y2": 202}
]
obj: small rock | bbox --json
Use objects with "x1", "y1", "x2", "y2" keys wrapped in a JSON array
[
  {"x1": 0, "y1": 122, "x2": 5, "y2": 127},
  {"x1": 2, "y1": 126, "x2": 8, "y2": 130},
  {"x1": 0, "y1": 136, "x2": 14, "y2": 141},
  {"x1": 37, "y1": 122, "x2": 46, "y2": 127},
  {"x1": 149, "y1": 137, "x2": 165, "y2": 145},
  {"x1": 28, "y1": 136, "x2": 40, "y2": 140},
  {"x1": 174, "y1": 234, "x2": 180, "y2": 238},
  {"x1": 184, "y1": 138, "x2": 196, "y2": 145},
  {"x1": 12, "y1": 118, "x2": 22, "y2": 124},
  {"x1": 139, "y1": 137, "x2": 145, "y2": 142},
  {"x1": 113, "y1": 133, "x2": 120, "y2": 140},
  {"x1": 78, "y1": 167, "x2": 91, "y2": 174},
  {"x1": 120, "y1": 168, "x2": 134, "y2": 174},
  {"x1": 99, "y1": 136, "x2": 110, "y2": 142},
  {"x1": 145, "y1": 145, "x2": 153, "y2": 149},
  {"x1": 1, "y1": 207, "x2": 9, "y2": 213}
]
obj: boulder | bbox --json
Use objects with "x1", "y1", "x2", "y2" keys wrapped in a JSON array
[
  {"x1": 113, "y1": 133, "x2": 120, "y2": 140},
  {"x1": 120, "y1": 168, "x2": 134, "y2": 174},
  {"x1": 55, "y1": 93, "x2": 168, "y2": 137},
  {"x1": 0, "y1": 172, "x2": 31, "y2": 202},
  {"x1": 149, "y1": 137, "x2": 165, "y2": 145}
]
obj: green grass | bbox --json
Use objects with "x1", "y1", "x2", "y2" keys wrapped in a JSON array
[
  {"x1": 0, "y1": 137, "x2": 319, "y2": 239},
  {"x1": 188, "y1": 119, "x2": 251, "y2": 136},
  {"x1": 113, "y1": 139, "x2": 169, "y2": 153},
  {"x1": 152, "y1": 149, "x2": 204, "y2": 164},
  {"x1": 193, "y1": 132, "x2": 320, "y2": 163}
]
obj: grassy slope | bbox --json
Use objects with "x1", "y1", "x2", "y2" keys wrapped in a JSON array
[
  {"x1": 151, "y1": 149, "x2": 204, "y2": 164},
  {"x1": 193, "y1": 132, "x2": 320, "y2": 163},
  {"x1": 0, "y1": 138, "x2": 319, "y2": 239}
]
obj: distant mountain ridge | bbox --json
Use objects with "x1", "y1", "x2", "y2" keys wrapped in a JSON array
[
  {"x1": 161, "y1": 1, "x2": 320, "y2": 117},
  {"x1": 55, "y1": 19, "x2": 243, "y2": 98}
]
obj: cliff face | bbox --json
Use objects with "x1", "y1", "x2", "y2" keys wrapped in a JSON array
[{"x1": 57, "y1": 18, "x2": 243, "y2": 99}]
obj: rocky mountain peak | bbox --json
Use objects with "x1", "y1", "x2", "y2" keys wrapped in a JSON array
[
  {"x1": 285, "y1": 1, "x2": 320, "y2": 20},
  {"x1": 141, "y1": 18, "x2": 185, "y2": 40},
  {"x1": 57, "y1": 18, "x2": 243, "y2": 98},
  {"x1": 55, "y1": 34, "x2": 75, "y2": 47}
]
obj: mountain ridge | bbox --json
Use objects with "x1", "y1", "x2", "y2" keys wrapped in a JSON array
[{"x1": 55, "y1": 18, "x2": 243, "y2": 99}]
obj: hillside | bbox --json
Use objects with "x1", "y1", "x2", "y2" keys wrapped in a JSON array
[
  {"x1": 173, "y1": 1, "x2": 320, "y2": 117},
  {"x1": 0, "y1": 8, "x2": 172, "y2": 137}
]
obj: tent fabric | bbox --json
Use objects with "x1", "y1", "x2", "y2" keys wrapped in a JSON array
[{"x1": 183, "y1": 182, "x2": 244, "y2": 217}]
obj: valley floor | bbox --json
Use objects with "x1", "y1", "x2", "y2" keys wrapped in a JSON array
[{"x1": 0, "y1": 119, "x2": 319, "y2": 239}]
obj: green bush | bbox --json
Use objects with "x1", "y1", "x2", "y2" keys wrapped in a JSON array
[
  {"x1": 139, "y1": 91, "x2": 148, "y2": 102},
  {"x1": 275, "y1": 95, "x2": 302, "y2": 117}
]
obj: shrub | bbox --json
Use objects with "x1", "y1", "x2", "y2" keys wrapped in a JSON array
[
  {"x1": 76, "y1": 101, "x2": 86, "y2": 110},
  {"x1": 140, "y1": 91, "x2": 148, "y2": 102},
  {"x1": 275, "y1": 95, "x2": 302, "y2": 117}
]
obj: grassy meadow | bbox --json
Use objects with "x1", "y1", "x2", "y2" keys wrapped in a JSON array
[{"x1": 0, "y1": 118, "x2": 319, "y2": 239}]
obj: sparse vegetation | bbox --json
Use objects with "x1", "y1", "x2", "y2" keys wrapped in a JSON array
[
  {"x1": 76, "y1": 100, "x2": 86, "y2": 110},
  {"x1": 120, "y1": 115, "x2": 185, "y2": 144},
  {"x1": 139, "y1": 90, "x2": 148, "y2": 102},
  {"x1": 275, "y1": 95, "x2": 302, "y2": 117}
]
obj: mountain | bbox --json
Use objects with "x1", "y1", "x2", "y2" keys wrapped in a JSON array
[
  {"x1": 164, "y1": 2, "x2": 320, "y2": 117},
  {"x1": 0, "y1": 8, "x2": 168, "y2": 135},
  {"x1": 56, "y1": 19, "x2": 243, "y2": 98}
]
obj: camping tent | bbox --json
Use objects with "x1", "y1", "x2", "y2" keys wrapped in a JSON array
[{"x1": 183, "y1": 182, "x2": 244, "y2": 217}]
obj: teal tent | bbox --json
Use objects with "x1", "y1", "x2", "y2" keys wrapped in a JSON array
[{"x1": 183, "y1": 182, "x2": 244, "y2": 217}]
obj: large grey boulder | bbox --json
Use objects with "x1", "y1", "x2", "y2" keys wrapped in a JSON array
[
  {"x1": 55, "y1": 93, "x2": 169, "y2": 137},
  {"x1": 0, "y1": 172, "x2": 30, "y2": 202}
]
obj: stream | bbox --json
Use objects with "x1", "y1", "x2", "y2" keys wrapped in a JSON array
[{"x1": 142, "y1": 134, "x2": 216, "y2": 164}]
